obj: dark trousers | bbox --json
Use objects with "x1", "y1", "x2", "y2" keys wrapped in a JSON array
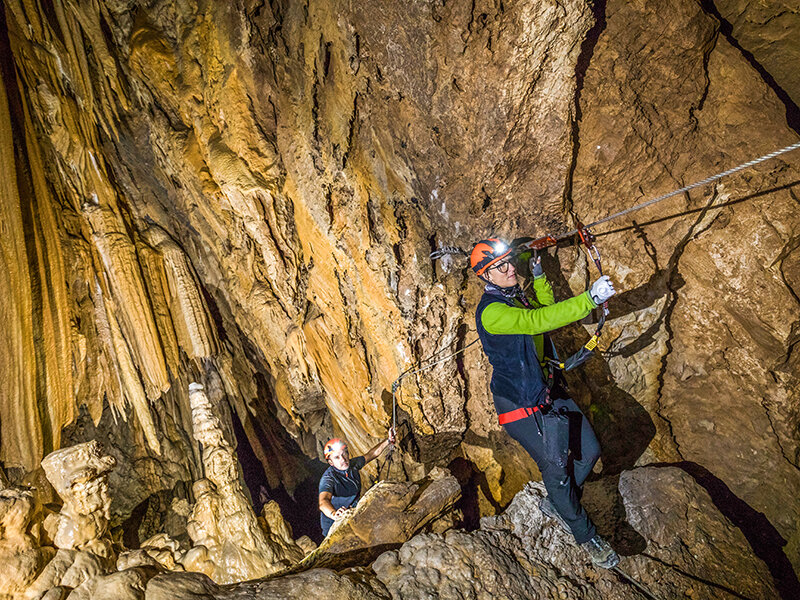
[{"x1": 502, "y1": 396, "x2": 601, "y2": 544}]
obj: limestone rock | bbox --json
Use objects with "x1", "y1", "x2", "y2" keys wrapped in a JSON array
[
  {"x1": 294, "y1": 536, "x2": 317, "y2": 556},
  {"x1": 40, "y1": 441, "x2": 116, "y2": 557},
  {"x1": 257, "y1": 501, "x2": 305, "y2": 564},
  {"x1": 374, "y1": 468, "x2": 780, "y2": 599},
  {"x1": 118, "y1": 533, "x2": 184, "y2": 572},
  {"x1": 0, "y1": 487, "x2": 55, "y2": 599},
  {"x1": 571, "y1": 0, "x2": 800, "y2": 569},
  {"x1": 500, "y1": 470, "x2": 778, "y2": 599},
  {"x1": 613, "y1": 467, "x2": 779, "y2": 600},
  {"x1": 69, "y1": 566, "x2": 160, "y2": 600},
  {"x1": 24, "y1": 549, "x2": 106, "y2": 600},
  {"x1": 373, "y1": 485, "x2": 624, "y2": 600},
  {"x1": 143, "y1": 569, "x2": 391, "y2": 600},
  {"x1": 307, "y1": 467, "x2": 461, "y2": 569},
  {"x1": 715, "y1": 0, "x2": 800, "y2": 106},
  {"x1": 1, "y1": 0, "x2": 799, "y2": 593},
  {"x1": 117, "y1": 550, "x2": 163, "y2": 571}
]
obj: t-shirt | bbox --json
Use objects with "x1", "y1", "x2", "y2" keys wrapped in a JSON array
[{"x1": 318, "y1": 455, "x2": 367, "y2": 536}]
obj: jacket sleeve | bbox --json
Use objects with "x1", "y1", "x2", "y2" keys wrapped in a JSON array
[
  {"x1": 532, "y1": 275, "x2": 555, "y2": 307},
  {"x1": 481, "y1": 292, "x2": 597, "y2": 335}
]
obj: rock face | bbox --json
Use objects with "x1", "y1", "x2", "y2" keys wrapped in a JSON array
[
  {"x1": 569, "y1": 0, "x2": 800, "y2": 570},
  {"x1": 0, "y1": 0, "x2": 799, "y2": 594},
  {"x1": 614, "y1": 467, "x2": 778, "y2": 600},
  {"x1": 715, "y1": 0, "x2": 800, "y2": 109},
  {"x1": 0, "y1": 488, "x2": 55, "y2": 599},
  {"x1": 25, "y1": 465, "x2": 770, "y2": 600},
  {"x1": 145, "y1": 569, "x2": 391, "y2": 600},
  {"x1": 373, "y1": 469, "x2": 779, "y2": 600}
]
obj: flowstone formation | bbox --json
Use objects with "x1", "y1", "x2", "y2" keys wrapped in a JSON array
[
  {"x1": 11, "y1": 428, "x2": 313, "y2": 597},
  {"x1": 24, "y1": 441, "x2": 118, "y2": 599},
  {"x1": 39, "y1": 441, "x2": 116, "y2": 558},
  {"x1": 23, "y1": 466, "x2": 773, "y2": 600}
]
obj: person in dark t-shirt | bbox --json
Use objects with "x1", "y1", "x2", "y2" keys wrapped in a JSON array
[{"x1": 318, "y1": 429, "x2": 395, "y2": 536}]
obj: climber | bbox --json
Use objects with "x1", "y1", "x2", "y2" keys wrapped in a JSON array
[
  {"x1": 318, "y1": 428, "x2": 396, "y2": 537},
  {"x1": 471, "y1": 238, "x2": 620, "y2": 569}
]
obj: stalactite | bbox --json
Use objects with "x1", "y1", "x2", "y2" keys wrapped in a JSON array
[
  {"x1": 143, "y1": 226, "x2": 218, "y2": 360},
  {"x1": 0, "y1": 69, "x2": 42, "y2": 472},
  {"x1": 0, "y1": 22, "x2": 73, "y2": 472}
]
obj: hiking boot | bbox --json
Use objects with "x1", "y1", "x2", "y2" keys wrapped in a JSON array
[
  {"x1": 539, "y1": 496, "x2": 571, "y2": 533},
  {"x1": 580, "y1": 534, "x2": 620, "y2": 569}
]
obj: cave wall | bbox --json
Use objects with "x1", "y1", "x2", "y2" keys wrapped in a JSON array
[{"x1": 1, "y1": 0, "x2": 798, "y2": 568}]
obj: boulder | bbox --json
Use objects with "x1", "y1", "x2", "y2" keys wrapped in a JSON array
[
  {"x1": 143, "y1": 569, "x2": 390, "y2": 600},
  {"x1": 305, "y1": 467, "x2": 461, "y2": 569},
  {"x1": 610, "y1": 467, "x2": 779, "y2": 600},
  {"x1": 374, "y1": 467, "x2": 781, "y2": 599},
  {"x1": 0, "y1": 487, "x2": 55, "y2": 598}
]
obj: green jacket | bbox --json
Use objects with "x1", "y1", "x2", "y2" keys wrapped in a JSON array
[{"x1": 480, "y1": 275, "x2": 597, "y2": 361}]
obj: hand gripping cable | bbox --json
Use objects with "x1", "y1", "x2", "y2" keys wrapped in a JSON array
[{"x1": 513, "y1": 222, "x2": 606, "y2": 372}]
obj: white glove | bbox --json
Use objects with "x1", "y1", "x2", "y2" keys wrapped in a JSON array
[{"x1": 590, "y1": 275, "x2": 616, "y2": 305}]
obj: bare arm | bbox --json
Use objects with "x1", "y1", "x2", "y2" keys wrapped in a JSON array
[
  {"x1": 362, "y1": 428, "x2": 396, "y2": 463},
  {"x1": 319, "y1": 491, "x2": 347, "y2": 520}
]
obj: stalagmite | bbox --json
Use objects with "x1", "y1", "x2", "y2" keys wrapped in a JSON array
[
  {"x1": 0, "y1": 0, "x2": 799, "y2": 594},
  {"x1": 39, "y1": 441, "x2": 116, "y2": 557},
  {"x1": 0, "y1": 487, "x2": 55, "y2": 599},
  {"x1": 182, "y1": 382, "x2": 302, "y2": 583},
  {"x1": 23, "y1": 441, "x2": 118, "y2": 599}
]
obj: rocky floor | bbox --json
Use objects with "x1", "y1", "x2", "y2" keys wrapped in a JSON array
[{"x1": 144, "y1": 467, "x2": 782, "y2": 600}]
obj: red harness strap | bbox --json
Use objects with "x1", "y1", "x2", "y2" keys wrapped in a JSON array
[{"x1": 498, "y1": 405, "x2": 541, "y2": 425}]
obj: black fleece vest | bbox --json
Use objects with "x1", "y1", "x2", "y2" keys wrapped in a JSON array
[{"x1": 475, "y1": 289, "x2": 556, "y2": 410}]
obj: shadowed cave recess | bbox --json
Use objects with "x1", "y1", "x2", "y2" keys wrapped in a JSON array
[{"x1": 1, "y1": 0, "x2": 799, "y2": 598}]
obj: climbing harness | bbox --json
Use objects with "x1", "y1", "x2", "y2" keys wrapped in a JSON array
[
  {"x1": 399, "y1": 142, "x2": 800, "y2": 589},
  {"x1": 428, "y1": 224, "x2": 607, "y2": 378}
]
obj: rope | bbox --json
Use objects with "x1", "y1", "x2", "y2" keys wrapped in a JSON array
[
  {"x1": 383, "y1": 337, "x2": 480, "y2": 477},
  {"x1": 558, "y1": 140, "x2": 800, "y2": 239},
  {"x1": 430, "y1": 246, "x2": 468, "y2": 260},
  {"x1": 611, "y1": 566, "x2": 661, "y2": 600},
  {"x1": 392, "y1": 337, "x2": 480, "y2": 419}
]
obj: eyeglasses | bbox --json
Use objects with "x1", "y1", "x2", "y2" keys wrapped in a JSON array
[{"x1": 491, "y1": 260, "x2": 512, "y2": 274}]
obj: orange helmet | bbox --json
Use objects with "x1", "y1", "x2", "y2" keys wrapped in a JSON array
[
  {"x1": 323, "y1": 438, "x2": 347, "y2": 460},
  {"x1": 470, "y1": 238, "x2": 512, "y2": 276}
]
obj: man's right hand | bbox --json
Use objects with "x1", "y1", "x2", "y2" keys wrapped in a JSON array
[{"x1": 590, "y1": 275, "x2": 616, "y2": 304}]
